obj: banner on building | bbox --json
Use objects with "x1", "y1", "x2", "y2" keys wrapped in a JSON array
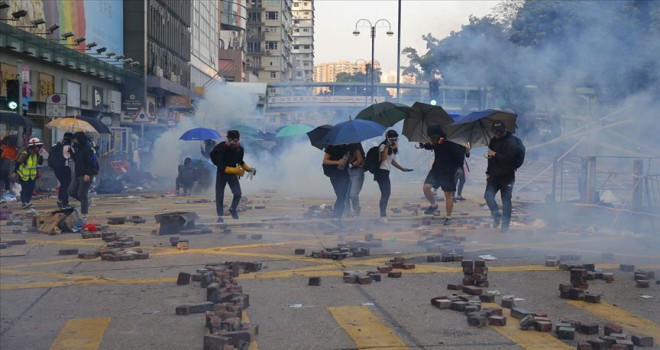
[
  {"x1": 46, "y1": 94, "x2": 67, "y2": 118},
  {"x1": 165, "y1": 95, "x2": 192, "y2": 109}
]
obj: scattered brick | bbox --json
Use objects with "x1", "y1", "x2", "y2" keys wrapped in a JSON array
[
  {"x1": 584, "y1": 293, "x2": 601, "y2": 303},
  {"x1": 519, "y1": 315, "x2": 535, "y2": 330},
  {"x1": 236, "y1": 234, "x2": 246, "y2": 239},
  {"x1": 576, "y1": 323, "x2": 600, "y2": 335},
  {"x1": 501, "y1": 296, "x2": 515, "y2": 308},
  {"x1": 176, "y1": 305, "x2": 191, "y2": 315},
  {"x1": 431, "y1": 297, "x2": 452, "y2": 309},
  {"x1": 462, "y1": 286, "x2": 483, "y2": 295},
  {"x1": 177, "y1": 272, "x2": 191, "y2": 285},
  {"x1": 636, "y1": 279, "x2": 650, "y2": 288},
  {"x1": 58, "y1": 249, "x2": 79, "y2": 255},
  {"x1": 488, "y1": 315, "x2": 506, "y2": 326},
  {"x1": 467, "y1": 313, "x2": 487, "y2": 327},
  {"x1": 557, "y1": 327, "x2": 575, "y2": 340},
  {"x1": 308, "y1": 277, "x2": 320, "y2": 286},
  {"x1": 250, "y1": 234, "x2": 262, "y2": 240},
  {"x1": 510, "y1": 307, "x2": 533, "y2": 320},
  {"x1": 479, "y1": 294, "x2": 495, "y2": 303},
  {"x1": 357, "y1": 276, "x2": 372, "y2": 285},
  {"x1": 604, "y1": 323, "x2": 623, "y2": 336},
  {"x1": 614, "y1": 339, "x2": 634, "y2": 349},
  {"x1": 447, "y1": 283, "x2": 463, "y2": 290},
  {"x1": 450, "y1": 301, "x2": 467, "y2": 312},
  {"x1": 294, "y1": 249, "x2": 305, "y2": 255},
  {"x1": 631, "y1": 335, "x2": 654, "y2": 347},
  {"x1": 387, "y1": 271, "x2": 402, "y2": 278}
]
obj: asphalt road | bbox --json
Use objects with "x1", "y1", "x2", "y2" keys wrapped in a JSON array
[{"x1": 1, "y1": 175, "x2": 659, "y2": 350}]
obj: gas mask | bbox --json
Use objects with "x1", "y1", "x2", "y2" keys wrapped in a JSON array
[
  {"x1": 228, "y1": 138, "x2": 240, "y2": 148},
  {"x1": 492, "y1": 124, "x2": 506, "y2": 137}
]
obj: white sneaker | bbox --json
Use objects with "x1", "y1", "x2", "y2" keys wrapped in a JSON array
[{"x1": 378, "y1": 217, "x2": 389, "y2": 223}]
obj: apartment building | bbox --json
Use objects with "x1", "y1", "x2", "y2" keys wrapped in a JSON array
[
  {"x1": 291, "y1": 0, "x2": 314, "y2": 82},
  {"x1": 190, "y1": 0, "x2": 220, "y2": 89},
  {"x1": 246, "y1": 0, "x2": 293, "y2": 83},
  {"x1": 313, "y1": 60, "x2": 380, "y2": 82}
]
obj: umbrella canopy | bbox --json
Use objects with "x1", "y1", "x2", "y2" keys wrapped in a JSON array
[
  {"x1": 46, "y1": 117, "x2": 98, "y2": 133},
  {"x1": 448, "y1": 109, "x2": 518, "y2": 148},
  {"x1": 0, "y1": 111, "x2": 32, "y2": 128},
  {"x1": 322, "y1": 119, "x2": 386, "y2": 146},
  {"x1": 179, "y1": 127, "x2": 223, "y2": 141},
  {"x1": 275, "y1": 124, "x2": 314, "y2": 138},
  {"x1": 228, "y1": 124, "x2": 259, "y2": 136},
  {"x1": 307, "y1": 124, "x2": 333, "y2": 150},
  {"x1": 355, "y1": 101, "x2": 412, "y2": 127},
  {"x1": 402, "y1": 102, "x2": 455, "y2": 142},
  {"x1": 77, "y1": 115, "x2": 112, "y2": 134}
]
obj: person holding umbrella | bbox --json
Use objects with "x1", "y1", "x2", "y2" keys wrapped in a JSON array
[
  {"x1": 210, "y1": 130, "x2": 256, "y2": 222},
  {"x1": 375, "y1": 130, "x2": 413, "y2": 223},
  {"x1": 69, "y1": 132, "x2": 97, "y2": 217},
  {"x1": 419, "y1": 126, "x2": 466, "y2": 225},
  {"x1": 322, "y1": 143, "x2": 351, "y2": 221},
  {"x1": 485, "y1": 121, "x2": 525, "y2": 232}
]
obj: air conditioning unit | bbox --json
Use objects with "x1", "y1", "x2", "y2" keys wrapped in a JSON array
[
  {"x1": 154, "y1": 66, "x2": 163, "y2": 77},
  {"x1": 167, "y1": 72, "x2": 177, "y2": 82}
]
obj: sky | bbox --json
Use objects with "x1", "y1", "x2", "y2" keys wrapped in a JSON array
[{"x1": 314, "y1": 0, "x2": 499, "y2": 73}]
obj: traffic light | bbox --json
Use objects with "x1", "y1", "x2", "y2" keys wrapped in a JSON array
[{"x1": 5, "y1": 79, "x2": 19, "y2": 111}]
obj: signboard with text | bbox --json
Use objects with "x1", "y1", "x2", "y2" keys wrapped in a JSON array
[{"x1": 267, "y1": 95, "x2": 379, "y2": 107}]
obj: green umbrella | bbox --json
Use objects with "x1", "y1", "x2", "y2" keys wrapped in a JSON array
[
  {"x1": 275, "y1": 124, "x2": 314, "y2": 138},
  {"x1": 355, "y1": 101, "x2": 412, "y2": 127},
  {"x1": 228, "y1": 124, "x2": 259, "y2": 136}
]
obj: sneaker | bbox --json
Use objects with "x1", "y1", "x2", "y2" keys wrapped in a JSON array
[
  {"x1": 216, "y1": 217, "x2": 224, "y2": 223},
  {"x1": 22, "y1": 202, "x2": 33, "y2": 209},
  {"x1": 228, "y1": 208, "x2": 239, "y2": 219},
  {"x1": 457, "y1": 196, "x2": 466, "y2": 201},
  {"x1": 423, "y1": 204, "x2": 438, "y2": 215},
  {"x1": 452, "y1": 197, "x2": 458, "y2": 203},
  {"x1": 378, "y1": 217, "x2": 389, "y2": 224},
  {"x1": 443, "y1": 217, "x2": 452, "y2": 226},
  {"x1": 493, "y1": 215, "x2": 501, "y2": 228},
  {"x1": 57, "y1": 200, "x2": 64, "y2": 209},
  {"x1": 501, "y1": 225, "x2": 509, "y2": 233}
]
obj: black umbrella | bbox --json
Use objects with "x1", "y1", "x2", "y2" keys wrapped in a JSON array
[
  {"x1": 306, "y1": 124, "x2": 332, "y2": 150},
  {"x1": 402, "y1": 102, "x2": 455, "y2": 142},
  {"x1": 77, "y1": 115, "x2": 112, "y2": 134},
  {"x1": 0, "y1": 111, "x2": 32, "y2": 128},
  {"x1": 448, "y1": 109, "x2": 517, "y2": 148},
  {"x1": 355, "y1": 101, "x2": 412, "y2": 127}
]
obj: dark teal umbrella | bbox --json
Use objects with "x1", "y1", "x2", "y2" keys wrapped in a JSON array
[
  {"x1": 275, "y1": 124, "x2": 314, "y2": 138},
  {"x1": 355, "y1": 101, "x2": 412, "y2": 127}
]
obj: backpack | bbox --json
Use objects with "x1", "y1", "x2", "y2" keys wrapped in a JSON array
[
  {"x1": 363, "y1": 146, "x2": 381, "y2": 174},
  {"x1": 90, "y1": 148, "x2": 100, "y2": 176},
  {"x1": 48, "y1": 142, "x2": 65, "y2": 168},
  {"x1": 510, "y1": 136, "x2": 525, "y2": 170}
]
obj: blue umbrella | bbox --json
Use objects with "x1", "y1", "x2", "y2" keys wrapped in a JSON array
[
  {"x1": 322, "y1": 119, "x2": 386, "y2": 146},
  {"x1": 179, "y1": 127, "x2": 223, "y2": 141}
]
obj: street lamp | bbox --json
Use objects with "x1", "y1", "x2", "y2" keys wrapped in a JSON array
[{"x1": 353, "y1": 18, "x2": 393, "y2": 104}]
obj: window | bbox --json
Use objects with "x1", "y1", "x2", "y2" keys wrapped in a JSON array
[
  {"x1": 248, "y1": 12, "x2": 261, "y2": 22},
  {"x1": 304, "y1": 45, "x2": 310, "y2": 49},
  {"x1": 303, "y1": 28, "x2": 309, "y2": 32},
  {"x1": 270, "y1": 72, "x2": 277, "y2": 78},
  {"x1": 266, "y1": 41, "x2": 278, "y2": 50},
  {"x1": 293, "y1": 45, "x2": 299, "y2": 49},
  {"x1": 266, "y1": 12, "x2": 278, "y2": 20}
]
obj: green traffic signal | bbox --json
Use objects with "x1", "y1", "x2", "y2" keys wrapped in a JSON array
[{"x1": 5, "y1": 79, "x2": 19, "y2": 110}]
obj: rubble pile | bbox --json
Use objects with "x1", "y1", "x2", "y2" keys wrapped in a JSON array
[
  {"x1": 555, "y1": 261, "x2": 623, "y2": 302},
  {"x1": 77, "y1": 232, "x2": 148, "y2": 261},
  {"x1": 174, "y1": 262, "x2": 260, "y2": 350},
  {"x1": 416, "y1": 233, "x2": 466, "y2": 260},
  {"x1": 308, "y1": 234, "x2": 380, "y2": 260},
  {"x1": 303, "y1": 204, "x2": 333, "y2": 219}
]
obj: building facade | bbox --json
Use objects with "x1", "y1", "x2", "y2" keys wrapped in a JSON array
[
  {"x1": 313, "y1": 60, "x2": 380, "y2": 83},
  {"x1": 246, "y1": 0, "x2": 293, "y2": 83},
  {"x1": 291, "y1": 0, "x2": 314, "y2": 82},
  {"x1": 218, "y1": 0, "x2": 249, "y2": 82},
  {"x1": 190, "y1": 0, "x2": 220, "y2": 89}
]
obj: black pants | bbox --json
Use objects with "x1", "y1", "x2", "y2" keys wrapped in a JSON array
[
  {"x1": 216, "y1": 172, "x2": 241, "y2": 217},
  {"x1": 484, "y1": 177, "x2": 515, "y2": 227},
  {"x1": 329, "y1": 171, "x2": 349, "y2": 219},
  {"x1": 52, "y1": 166, "x2": 71, "y2": 206},
  {"x1": 19, "y1": 178, "x2": 35, "y2": 204},
  {"x1": 69, "y1": 176, "x2": 93, "y2": 214},
  {"x1": 374, "y1": 169, "x2": 391, "y2": 217}
]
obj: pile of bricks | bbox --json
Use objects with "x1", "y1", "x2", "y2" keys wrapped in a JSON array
[
  {"x1": 174, "y1": 263, "x2": 259, "y2": 350},
  {"x1": 341, "y1": 270, "x2": 383, "y2": 284},
  {"x1": 303, "y1": 204, "x2": 333, "y2": 219},
  {"x1": 558, "y1": 263, "x2": 614, "y2": 302},
  {"x1": 96, "y1": 248, "x2": 149, "y2": 261},
  {"x1": 107, "y1": 216, "x2": 127, "y2": 225},
  {"x1": 620, "y1": 264, "x2": 656, "y2": 288},
  {"x1": 573, "y1": 321, "x2": 655, "y2": 348},
  {"x1": 346, "y1": 233, "x2": 383, "y2": 250},
  {"x1": 129, "y1": 215, "x2": 147, "y2": 224},
  {"x1": 446, "y1": 259, "x2": 490, "y2": 294},
  {"x1": 430, "y1": 293, "x2": 504, "y2": 327},
  {"x1": 309, "y1": 236, "x2": 377, "y2": 260}
]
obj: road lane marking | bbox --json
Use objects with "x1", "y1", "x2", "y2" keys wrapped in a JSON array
[
  {"x1": 241, "y1": 312, "x2": 259, "y2": 350},
  {"x1": 50, "y1": 317, "x2": 110, "y2": 350},
  {"x1": 328, "y1": 306, "x2": 408, "y2": 350},
  {"x1": 482, "y1": 303, "x2": 572, "y2": 349},
  {"x1": 566, "y1": 300, "x2": 660, "y2": 337}
]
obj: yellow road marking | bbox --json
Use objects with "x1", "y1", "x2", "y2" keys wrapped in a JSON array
[
  {"x1": 566, "y1": 300, "x2": 660, "y2": 337},
  {"x1": 482, "y1": 303, "x2": 572, "y2": 349},
  {"x1": 241, "y1": 312, "x2": 259, "y2": 350},
  {"x1": 328, "y1": 306, "x2": 408, "y2": 350},
  {"x1": 50, "y1": 317, "x2": 110, "y2": 350}
]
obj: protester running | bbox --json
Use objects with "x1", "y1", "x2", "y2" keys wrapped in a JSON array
[{"x1": 375, "y1": 130, "x2": 413, "y2": 223}]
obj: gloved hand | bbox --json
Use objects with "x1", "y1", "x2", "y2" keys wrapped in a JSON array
[
  {"x1": 250, "y1": 167, "x2": 257, "y2": 176},
  {"x1": 402, "y1": 168, "x2": 414, "y2": 172},
  {"x1": 225, "y1": 166, "x2": 246, "y2": 176}
]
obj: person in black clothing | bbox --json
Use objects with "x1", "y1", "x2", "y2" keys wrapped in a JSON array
[
  {"x1": 420, "y1": 125, "x2": 465, "y2": 225},
  {"x1": 485, "y1": 120, "x2": 523, "y2": 232},
  {"x1": 50, "y1": 132, "x2": 74, "y2": 208},
  {"x1": 375, "y1": 130, "x2": 413, "y2": 223},
  {"x1": 322, "y1": 143, "x2": 351, "y2": 220},
  {"x1": 453, "y1": 144, "x2": 471, "y2": 201},
  {"x1": 176, "y1": 157, "x2": 197, "y2": 196},
  {"x1": 68, "y1": 132, "x2": 95, "y2": 215},
  {"x1": 210, "y1": 130, "x2": 256, "y2": 222}
]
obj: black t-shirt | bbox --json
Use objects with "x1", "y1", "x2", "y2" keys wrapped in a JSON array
[
  {"x1": 323, "y1": 144, "x2": 350, "y2": 176},
  {"x1": 210, "y1": 142, "x2": 245, "y2": 171},
  {"x1": 422, "y1": 141, "x2": 464, "y2": 175}
]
